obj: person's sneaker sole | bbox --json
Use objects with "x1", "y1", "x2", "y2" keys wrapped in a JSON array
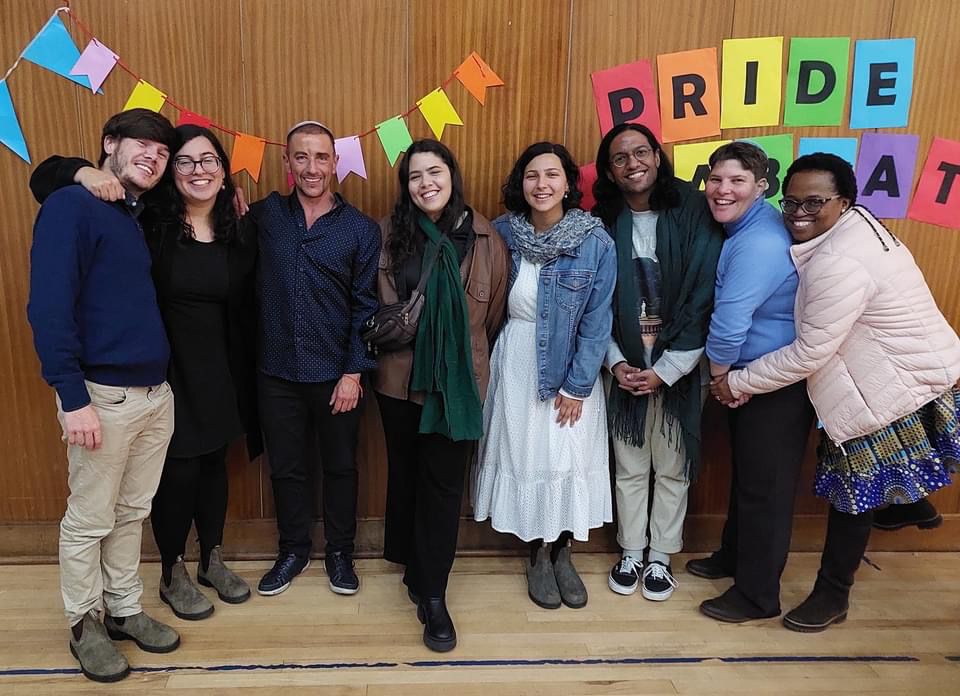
[
  {"x1": 197, "y1": 574, "x2": 252, "y2": 604},
  {"x1": 641, "y1": 585, "x2": 674, "y2": 601},
  {"x1": 69, "y1": 642, "x2": 130, "y2": 683},
  {"x1": 329, "y1": 580, "x2": 360, "y2": 596},
  {"x1": 159, "y1": 589, "x2": 215, "y2": 620},
  {"x1": 783, "y1": 611, "x2": 847, "y2": 633},
  {"x1": 105, "y1": 626, "x2": 181, "y2": 654},
  {"x1": 608, "y1": 574, "x2": 639, "y2": 596},
  {"x1": 873, "y1": 514, "x2": 943, "y2": 531},
  {"x1": 257, "y1": 559, "x2": 309, "y2": 596}
]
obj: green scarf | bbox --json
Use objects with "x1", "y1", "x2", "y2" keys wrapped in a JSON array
[
  {"x1": 607, "y1": 180, "x2": 723, "y2": 480},
  {"x1": 409, "y1": 214, "x2": 483, "y2": 441}
]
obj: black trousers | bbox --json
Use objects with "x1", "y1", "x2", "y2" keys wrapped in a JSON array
[
  {"x1": 259, "y1": 373, "x2": 363, "y2": 558},
  {"x1": 377, "y1": 393, "x2": 473, "y2": 598},
  {"x1": 150, "y1": 445, "x2": 229, "y2": 569},
  {"x1": 715, "y1": 380, "x2": 814, "y2": 615},
  {"x1": 817, "y1": 506, "x2": 874, "y2": 598}
]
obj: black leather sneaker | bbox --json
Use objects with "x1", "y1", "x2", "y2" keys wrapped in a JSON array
[
  {"x1": 325, "y1": 551, "x2": 360, "y2": 595},
  {"x1": 257, "y1": 553, "x2": 310, "y2": 596}
]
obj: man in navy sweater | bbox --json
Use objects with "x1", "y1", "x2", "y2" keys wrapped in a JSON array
[{"x1": 27, "y1": 109, "x2": 181, "y2": 683}]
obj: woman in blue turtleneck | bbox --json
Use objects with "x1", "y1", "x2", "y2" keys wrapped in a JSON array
[{"x1": 688, "y1": 142, "x2": 815, "y2": 624}]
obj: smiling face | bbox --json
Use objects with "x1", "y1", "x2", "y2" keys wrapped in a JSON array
[
  {"x1": 522, "y1": 153, "x2": 568, "y2": 229},
  {"x1": 608, "y1": 129, "x2": 660, "y2": 210},
  {"x1": 172, "y1": 136, "x2": 224, "y2": 207},
  {"x1": 705, "y1": 158, "x2": 767, "y2": 225},
  {"x1": 406, "y1": 152, "x2": 452, "y2": 221},
  {"x1": 103, "y1": 136, "x2": 170, "y2": 196},
  {"x1": 781, "y1": 170, "x2": 850, "y2": 243},
  {"x1": 284, "y1": 131, "x2": 337, "y2": 201}
]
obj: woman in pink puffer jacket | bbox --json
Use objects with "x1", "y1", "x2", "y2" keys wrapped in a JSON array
[{"x1": 712, "y1": 153, "x2": 960, "y2": 634}]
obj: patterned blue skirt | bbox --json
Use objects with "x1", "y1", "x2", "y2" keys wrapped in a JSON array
[{"x1": 815, "y1": 387, "x2": 960, "y2": 514}]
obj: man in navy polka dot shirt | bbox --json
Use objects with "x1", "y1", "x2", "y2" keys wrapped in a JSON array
[{"x1": 250, "y1": 121, "x2": 381, "y2": 598}]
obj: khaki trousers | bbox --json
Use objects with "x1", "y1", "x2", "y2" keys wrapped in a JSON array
[{"x1": 56, "y1": 381, "x2": 173, "y2": 626}]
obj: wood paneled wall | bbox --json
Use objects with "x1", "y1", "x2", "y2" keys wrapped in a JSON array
[{"x1": 2, "y1": 0, "x2": 959, "y2": 558}]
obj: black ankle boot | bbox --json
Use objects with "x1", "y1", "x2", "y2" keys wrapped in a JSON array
[
  {"x1": 783, "y1": 582, "x2": 849, "y2": 632},
  {"x1": 417, "y1": 597, "x2": 456, "y2": 652}
]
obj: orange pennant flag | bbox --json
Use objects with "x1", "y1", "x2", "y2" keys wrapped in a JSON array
[
  {"x1": 230, "y1": 133, "x2": 266, "y2": 182},
  {"x1": 455, "y1": 51, "x2": 504, "y2": 106}
]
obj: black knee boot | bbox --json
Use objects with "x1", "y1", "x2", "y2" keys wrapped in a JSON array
[{"x1": 783, "y1": 506, "x2": 873, "y2": 632}]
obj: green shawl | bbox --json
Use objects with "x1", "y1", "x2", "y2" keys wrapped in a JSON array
[
  {"x1": 607, "y1": 179, "x2": 724, "y2": 480},
  {"x1": 409, "y1": 214, "x2": 483, "y2": 441}
]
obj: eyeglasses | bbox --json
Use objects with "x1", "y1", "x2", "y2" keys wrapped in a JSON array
[
  {"x1": 173, "y1": 155, "x2": 222, "y2": 176},
  {"x1": 611, "y1": 147, "x2": 654, "y2": 169},
  {"x1": 778, "y1": 195, "x2": 841, "y2": 215}
]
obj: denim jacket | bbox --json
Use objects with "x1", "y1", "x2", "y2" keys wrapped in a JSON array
[{"x1": 493, "y1": 214, "x2": 616, "y2": 401}]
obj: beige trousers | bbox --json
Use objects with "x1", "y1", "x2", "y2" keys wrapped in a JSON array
[{"x1": 56, "y1": 381, "x2": 173, "y2": 626}]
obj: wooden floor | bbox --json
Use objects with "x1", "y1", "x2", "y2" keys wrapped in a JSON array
[{"x1": 1, "y1": 552, "x2": 958, "y2": 694}]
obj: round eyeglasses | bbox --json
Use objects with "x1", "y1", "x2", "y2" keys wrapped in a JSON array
[
  {"x1": 611, "y1": 147, "x2": 654, "y2": 169},
  {"x1": 779, "y1": 195, "x2": 841, "y2": 215},
  {"x1": 173, "y1": 155, "x2": 222, "y2": 176}
]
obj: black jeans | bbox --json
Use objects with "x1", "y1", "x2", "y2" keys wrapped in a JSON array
[
  {"x1": 816, "y1": 506, "x2": 874, "y2": 599},
  {"x1": 259, "y1": 373, "x2": 363, "y2": 558},
  {"x1": 377, "y1": 393, "x2": 473, "y2": 598},
  {"x1": 150, "y1": 445, "x2": 229, "y2": 569},
  {"x1": 716, "y1": 380, "x2": 814, "y2": 615}
]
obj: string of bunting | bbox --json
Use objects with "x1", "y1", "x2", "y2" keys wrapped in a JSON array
[{"x1": 0, "y1": 3, "x2": 505, "y2": 183}]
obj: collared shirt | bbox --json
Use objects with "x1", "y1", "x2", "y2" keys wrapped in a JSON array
[{"x1": 252, "y1": 191, "x2": 380, "y2": 383}]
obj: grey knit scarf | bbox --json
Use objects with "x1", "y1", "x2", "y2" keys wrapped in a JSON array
[{"x1": 509, "y1": 208, "x2": 598, "y2": 264}]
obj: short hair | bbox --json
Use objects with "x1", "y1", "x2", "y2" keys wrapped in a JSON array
[
  {"x1": 98, "y1": 108, "x2": 177, "y2": 165},
  {"x1": 501, "y1": 142, "x2": 582, "y2": 216},
  {"x1": 783, "y1": 153, "x2": 858, "y2": 205},
  {"x1": 285, "y1": 121, "x2": 335, "y2": 147},
  {"x1": 708, "y1": 141, "x2": 768, "y2": 182}
]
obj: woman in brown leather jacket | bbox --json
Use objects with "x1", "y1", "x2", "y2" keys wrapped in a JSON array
[{"x1": 373, "y1": 139, "x2": 508, "y2": 652}]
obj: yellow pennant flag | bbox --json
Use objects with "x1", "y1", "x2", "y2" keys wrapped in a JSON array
[
  {"x1": 417, "y1": 88, "x2": 463, "y2": 140},
  {"x1": 123, "y1": 79, "x2": 167, "y2": 112}
]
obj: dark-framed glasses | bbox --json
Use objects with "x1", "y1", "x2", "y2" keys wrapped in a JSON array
[
  {"x1": 174, "y1": 155, "x2": 222, "y2": 176},
  {"x1": 779, "y1": 195, "x2": 841, "y2": 215},
  {"x1": 611, "y1": 147, "x2": 654, "y2": 168}
]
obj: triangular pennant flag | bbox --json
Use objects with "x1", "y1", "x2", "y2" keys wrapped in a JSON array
[
  {"x1": 416, "y1": 88, "x2": 464, "y2": 140},
  {"x1": 231, "y1": 133, "x2": 266, "y2": 182},
  {"x1": 123, "y1": 80, "x2": 166, "y2": 112},
  {"x1": 69, "y1": 39, "x2": 118, "y2": 93},
  {"x1": 455, "y1": 51, "x2": 504, "y2": 105},
  {"x1": 335, "y1": 135, "x2": 367, "y2": 183},
  {"x1": 177, "y1": 110, "x2": 212, "y2": 128},
  {"x1": 0, "y1": 81, "x2": 30, "y2": 163},
  {"x1": 376, "y1": 116, "x2": 413, "y2": 167},
  {"x1": 22, "y1": 14, "x2": 94, "y2": 90}
]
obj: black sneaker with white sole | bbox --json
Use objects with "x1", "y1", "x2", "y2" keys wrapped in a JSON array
[
  {"x1": 641, "y1": 561, "x2": 678, "y2": 601},
  {"x1": 608, "y1": 556, "x2": 642, "y2": 595},
  {"x1": 257, "y1": 553, "x2": 310, "y2": 596},
  {"x1": 325, "y1": 551, "x2": 360, "y2": 595}
]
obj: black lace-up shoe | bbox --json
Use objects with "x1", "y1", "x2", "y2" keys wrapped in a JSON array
[
  {"x1": 873, "y1": 499, "x2": 943, "y2": 531},
  {"x1": 325, "y1": 551, "x2": 360, "y2": 595},
  {"x1": 257, "y1": 553, "x2": 310, "y2": 596}
]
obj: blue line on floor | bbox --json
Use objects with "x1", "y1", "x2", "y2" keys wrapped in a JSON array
[{"x1": 0, "y1": 654, "x2": 923, "y2": 677}]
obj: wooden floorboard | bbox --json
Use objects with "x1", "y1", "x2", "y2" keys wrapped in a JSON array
[{"x1": 1, "y1": 553, "x2": 958, "y2": 693}]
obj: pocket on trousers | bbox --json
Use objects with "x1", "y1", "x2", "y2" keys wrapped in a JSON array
[{"x1": 86, "y1": 382, "x2": 128, "y2": 406}]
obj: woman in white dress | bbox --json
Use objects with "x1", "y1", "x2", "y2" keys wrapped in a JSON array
[{"x1": 473, "y1": 142, "x2": 616, "y2": 609}]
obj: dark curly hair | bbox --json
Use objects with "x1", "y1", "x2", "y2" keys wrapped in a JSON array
[
  {"x1": 783, "y1": 153, "x2": 858, "y2": 205},
  {"x1": 501, "y1": 141, "x2": 582, "y2": 216},
  {"x1": 389, "y1": 139, "x2": 466, "y2": 271},
  {"x1": 145, "y1": 124, "x2": 240, "y2": 244},
  {"x1": 591, "y1": 123, "x2": 679, "y2": 228}
]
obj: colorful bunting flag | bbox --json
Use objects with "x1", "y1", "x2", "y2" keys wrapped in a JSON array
[
  {"x1": 123, "y1": 79, "x2": 167, "y2": 112},
  {"x1": 22, "y1": 14, "x2": 94, "y2": 90},
  {"x1": 0, "y1": 80, "x2": 30, "y2": 163},
  {"x1": 376, "y1": 116, "x2": 413, "y2": 167},
  {"x1": 417, "y1": 88, "x2": 464, "y2": 139},
  {"x1": 177, "y1": 110, "x2": 212, "y2": 128},
  {"x1": 455, "y1": 51, "x2": 504, "y2": 105},
  {"x1": 231, "y1": 133, "x2": 266, "y2": 182},
  {"x1": 335, "y1": 135, "x2": 367, "y2": 183},
  {"x1": 69, "y1": 39, "x2": 118, "y2": 93}
]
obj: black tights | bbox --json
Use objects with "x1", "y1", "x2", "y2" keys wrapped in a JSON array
[
  {"x1": 150, "y1": 446, "x2": 229, "y2": 583},
  {"x1": 529, "y1": 531, "x2": 573, "y2": 564}
]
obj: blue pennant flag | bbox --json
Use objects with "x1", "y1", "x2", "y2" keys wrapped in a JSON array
[
  {"x1": 0, "y1": 80, "x2": 30, "y2": 162},
  {"x1": 22, "y1": 14, "x2": 93, "y2": 90}
]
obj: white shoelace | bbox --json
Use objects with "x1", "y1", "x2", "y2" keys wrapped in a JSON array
[
  {"x1": 617, "y1": 556, "x2": 642, "y2": 577},
  {"x1": 643, "y1": 562, "x2": 679, "y2": 589}
]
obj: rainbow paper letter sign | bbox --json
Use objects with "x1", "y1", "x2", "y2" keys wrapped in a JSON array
[
  {"x1": 849, "y1": 38, "x2": 915, "y2": 129},
  {"x1": 855, "y1": 133, "x2": 919, "y2": 219},
  {"x1": 657, "y1": 48, "x2": 720, "y2": 143},
  {"x1": 674, "y1": 140, "x2": 731, "y2": 190},
  {"x1": 908, "y1": 137, "x2": 960, "y2": 230},
  {"x1": 591, "y1": 60, "x2": 661, "y2": 140},
  {"x1": 798, "y1": 137, "x2": 858, "y2": 167},
  {"x1": 783, "y1": 37, "x2": 849, "y2": 126},
  {"x1": 741, "y1": 134, "x2": 794, "y2": 207},
  {"x1": 720, "y1": 37, "x2": 784, "y2": 129}
]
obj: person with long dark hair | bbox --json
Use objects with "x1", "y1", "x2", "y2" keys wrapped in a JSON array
[
  {"x1": 473, "y1": 142, "x2": 615, "y2": 611},
  {"x1": 591, "y1": 124, "x2": 723, "y2": 602},
  {"x1": 374, "y1": 139, "x2": 508, "y2": 652},
  {"x1": 30, "y1": 125, "x2": 261, "y2": 623}
]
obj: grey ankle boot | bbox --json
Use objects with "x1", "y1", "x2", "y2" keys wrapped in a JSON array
[
  {"x1": 70, "y1": 611, "x2": 130, "y2": 683},
  {"x1": 160, "y1": 558, "x2": 214, "y2": 620},
  {"x1": 198, "y1": 546, "x2": 251, "y2": 603},
  {"x1": 526, "y1": 544, "x2": 561, "y2": 609},
  {"x1": 105, "y1": 610, "x2": 180, "y2": 653},
  {"x1": 553, "y1": 544, "x2": 588, "y2": 608}
]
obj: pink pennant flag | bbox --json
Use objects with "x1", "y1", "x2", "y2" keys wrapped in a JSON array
[
  {"x1": 177, "y1": 110, "x2": 212, "y2": 128},
  {"x1": 334, "y1": 136, "x2": 367, "y2": 183},
  {"x1": 69, "y1": 39, "x2": 118, "y2": 93}
]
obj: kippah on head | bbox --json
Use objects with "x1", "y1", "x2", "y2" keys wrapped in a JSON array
[{"x1": 285, "y1": 120, "x2": 335, "y2": 144}]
